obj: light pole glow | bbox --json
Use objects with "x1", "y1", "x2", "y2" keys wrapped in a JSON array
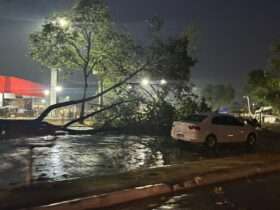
[
  {"x1": 160, "y1": 79, "x2": 167, "y2": 85},
  {"x1": 57, "y1": 17, "x2": 70, "y2": 29},
  {"x1": 141, "y1": 78, "x2": 150, "y2": 86},
  {"x1": 44, "y1": 89, "x2": 50, "y2": 96},
  {"x1": 55, "y1": 86, "x2": 63, "y2": 92}
]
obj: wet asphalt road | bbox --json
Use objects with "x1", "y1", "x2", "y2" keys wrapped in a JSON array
[
  {"x1": 0, "y1": 129, "x2": 279, "y2": 188},
  {"x1": 100, "y1": 173, "x2": 280, "y2": 210},
  {"x1": 0, "y1": 135, "x2": 206, "y2": 187}
]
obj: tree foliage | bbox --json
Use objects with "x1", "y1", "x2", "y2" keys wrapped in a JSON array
[
  {"x1": 246, "y1": 70, "x2": 269, "y2": 103},
  {"x1": 29, "y1": 0, "x2": 138, "y2": 117},
  {"x1": 30, "y1": 0, "x2": 113, "y2": 73},
  {"x1": 147, "y1": 17, "x2": 197, "y2": 99},
  {"x1": 93, "y1": 16, "x2": 202, "y2": 131},
  {"x1": 201, "y1": 84, "x2": 235, "y2": 110},
  {"x1": 270, "y1": 40, "x2": 280, "y2": 75},
  {"x1": 246, "y1": 40, "x2": 280, "y2": 113}
]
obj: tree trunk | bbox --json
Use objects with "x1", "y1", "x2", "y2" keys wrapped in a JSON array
[
  {"x1": 98, "y1": 78, "x2": 104, "y2": 108},
  {"x1": 80, "y1": 72, "x2": 89, "y2": 120}
]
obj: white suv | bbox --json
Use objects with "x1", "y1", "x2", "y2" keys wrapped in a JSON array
[{"x1": 171, "y1": 113, "x2": 257, "y2": 148}]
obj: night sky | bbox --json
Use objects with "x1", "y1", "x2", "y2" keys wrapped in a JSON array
[{"x1": 0, "y1": 0, "x2": 279, "y2": 93}]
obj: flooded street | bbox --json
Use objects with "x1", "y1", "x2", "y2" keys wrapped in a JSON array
[
  {"x1": 0, "y1": 135, "x2": 204, "y2": 188},
  {"x1": 0, "y1": 132, "x2": 276, "y2": 188},
  {"x1": 31, "y1": 135, "x2": 194, "y2": 181}
]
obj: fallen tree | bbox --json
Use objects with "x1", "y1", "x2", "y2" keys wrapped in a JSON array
[
  {"x1": 63, "y1": 99, "x2": 135, "y2": 128},
  {"x1": 36, "y1": 64, "x2": 146, "y2": 122},
  {"x1": 0, "y1": 63, "x2": 148, "y2": 139}
]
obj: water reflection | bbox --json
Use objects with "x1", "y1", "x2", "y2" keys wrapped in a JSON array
[
  {"x1": 0, "y1": 134, "x2": 254, "y2": 187},
  {"x1": 30, "y1": 135, "x2": 205, "y2": 182},
  {"x1": 33, "y1": 144, "x2": 65, "y2": 180}
]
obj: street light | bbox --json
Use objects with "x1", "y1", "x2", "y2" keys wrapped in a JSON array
[
  {"x1": 141, "y1": 78, "x2": 150, "y2": 86},
  {"x1": 160, "y1": 79, "x2": 167, "y2": 85},
  {"x1": 57, "y1": 17, "x2": 70, "y2": 29},
  {"x1": 44, "y1": 89, "x2": 50, "y2": 96},
  {"x1": 55, "y1": 86, "x2": 63, "y2": 93}
]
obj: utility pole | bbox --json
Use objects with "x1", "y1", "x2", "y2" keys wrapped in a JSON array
[
  {"x1": 50, "y1": 69, "x2": 58, "y2": 105},
  {"x1": 0, "y1": 93, "x2": 3, "y2": 107},
  {"x1": 243, "y1": 95, "x2": 253, "y2": 117}
]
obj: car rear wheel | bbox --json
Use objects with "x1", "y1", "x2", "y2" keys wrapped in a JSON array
[
  {"x1": 246, "y1": 133, "x2": 256, "y2": 148},
  {"x1": 205, "y1": 135, "x2": 217, "y2": 149}
]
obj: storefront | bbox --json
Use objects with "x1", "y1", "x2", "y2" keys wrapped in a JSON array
[{"x1": 0, "y1": 76, "x2": 46, "y2": 117}]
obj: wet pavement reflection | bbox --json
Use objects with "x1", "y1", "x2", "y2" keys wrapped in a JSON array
[{"x1": 0, "y1": 133, "x2": 273, "y2": 188}]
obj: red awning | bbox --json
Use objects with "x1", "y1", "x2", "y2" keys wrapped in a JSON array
[{"x1": 0, "y1": 76, "x2": 45, "y2": 97}]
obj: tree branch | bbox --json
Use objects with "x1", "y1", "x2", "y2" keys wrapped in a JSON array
[
  {"x1": 63, "y1": 100, "x2": 134, "y2": 128},
  {"x1": 67, "y1": 39, "x2": 87, "y2": 63},
  {"x1": 37, "y1": 62, "x2": 149, "y2": 121}
]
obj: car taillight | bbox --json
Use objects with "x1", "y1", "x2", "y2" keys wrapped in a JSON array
[{"x1": 189, "y1": 125, "x2": 200, "y2": 131}]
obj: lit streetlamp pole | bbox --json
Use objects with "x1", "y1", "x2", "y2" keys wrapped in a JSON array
[
  {"x1": 48, "y1": 17, "x2": 70, "y2": 106},
  {"x1": 243, "y1": 95, "x2": 253, "y2": 117}
]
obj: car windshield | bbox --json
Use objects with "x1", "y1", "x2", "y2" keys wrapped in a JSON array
[{"x1": 185, "y1": 114, "x2": 208, "y2": 123}]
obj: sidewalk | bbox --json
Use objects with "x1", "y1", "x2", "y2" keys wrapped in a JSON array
[{"x1": 1, "y1": 153, "x2": 280, "y2": 210}]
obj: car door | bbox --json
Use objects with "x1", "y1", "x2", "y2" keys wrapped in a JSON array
[
  {"x1": 226, "y1": 116, "x2": 246, "y2": 142},
  {"x1": 211, "y1": 116, "x2": 236, "y2": 142}
]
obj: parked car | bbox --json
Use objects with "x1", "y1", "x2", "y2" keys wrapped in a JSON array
[{"x1": 171, "y1": 113, "x2": 257, "y2": 149}]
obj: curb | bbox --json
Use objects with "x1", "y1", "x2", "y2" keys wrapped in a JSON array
[{"x1": 27, "y1": 161, "x2": 280, "y2": 210}]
